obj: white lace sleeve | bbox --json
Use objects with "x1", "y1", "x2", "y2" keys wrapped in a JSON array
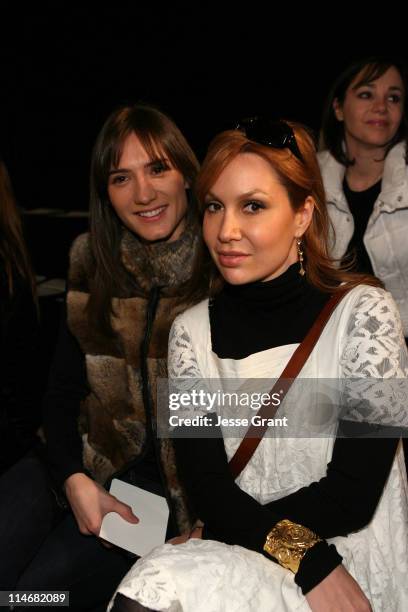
[
  {"x1": 166, "y1": 318, "x2": 211, "y2": 421},
  {"x1": 340, "y1": 288, "x2": 408, "y2": 428},
  {"x1": 340, "y1": 288, "x2": 408, "y2": 378},
  {"x1": 168, "y1": 318, "x2": 201, "y2": 379}
]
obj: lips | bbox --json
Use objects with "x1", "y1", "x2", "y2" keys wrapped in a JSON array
[
  {"x1": 217, "y1": 251, "x2": 249, "y2": 267},
  {"x1": 366, "y1": 120, "x2": 389, "y2": 127},
  {"x1": 135, "y1": 205, "x2": 167, "y2": 220}
]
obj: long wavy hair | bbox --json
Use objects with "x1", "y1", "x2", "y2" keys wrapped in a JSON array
[
  {"x1": 87, "y1": 104, "x2": 200, "y2": 337},
  {"x1": 320, "y1": 56, "x2": 408, "y2": 165},
  {"x1": 186, "y1": 123, "x2": 382, "y2": 302},
  {"x1": 0, "y1": 160, "x2": 37, "y2": 303}
]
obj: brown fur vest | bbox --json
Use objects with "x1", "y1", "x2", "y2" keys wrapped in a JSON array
[{"x1": 67, "y1": 224, "x2": 199, "y2": 532}]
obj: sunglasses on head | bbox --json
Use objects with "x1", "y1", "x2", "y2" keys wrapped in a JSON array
[{"x1": 234, "y1": 117, "x2": 304, "y2": 163}]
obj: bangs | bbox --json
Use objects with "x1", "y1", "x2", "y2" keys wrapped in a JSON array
[
  {"x1": 351, "y1": 62, "x2": 393, "y2": 90},
  {"x1": 109, "y1": 128, "x2": 169, "y2": 170}
]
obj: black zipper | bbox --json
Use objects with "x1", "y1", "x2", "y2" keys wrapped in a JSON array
[{"x1": 139, "y1": 286, "x2": 178, "y2": 535}]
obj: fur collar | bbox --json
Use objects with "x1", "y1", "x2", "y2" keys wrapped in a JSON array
[{"x1": 120, "y1": 219, "x2": 199, "y2": 296}]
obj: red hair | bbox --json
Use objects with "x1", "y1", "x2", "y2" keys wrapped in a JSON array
[
  {"x1": 0, "y1": 161, "x2": 37, "y2": 302},
  {"x1": 190, "y1": 123, "x2": 381, "y2": 298}
]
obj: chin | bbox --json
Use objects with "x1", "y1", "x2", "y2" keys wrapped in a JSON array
[
  {"x1": 370, "y1": 138, "x2": 393, "y2": 148},
  {"x1": 126, "y1": 219, "x2": 178, "y2": 243},
  {"x1": 219, "y1": 269, "x2": 255, "y2": 285},
  {"x1": 363, "y1": 132, "x2": 396, "y2": 148}
]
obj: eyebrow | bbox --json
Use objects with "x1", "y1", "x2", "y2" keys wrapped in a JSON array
[
  {"x1": 109, "y1": 157, "x2": 170, "y2": 175},
  {"x1": 206, "y1": 188, "x2": 270, "y2": 200},
  {"x1": 109, "y1": 168, "x2": 130, "y2": 176},
  {"x1": 353, "y1": 83, "x2": 404, "y2": 92}
]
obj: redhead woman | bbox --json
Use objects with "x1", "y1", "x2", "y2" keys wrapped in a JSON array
[
  {"x1": 110, "y1": 119, "x2": 408, "y2": 612},
  {"x1": 0, "y1": 105, "x2": 200, "y2": 611}
]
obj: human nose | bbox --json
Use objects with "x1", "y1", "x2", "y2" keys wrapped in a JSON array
[
  {"x1": 372, "y1": 96, "x2": 387, "y2": 114},
  {"x1": 218, "y1": 210, "x2": 242, "y2": 242},
  {"x1": 133, "y1": 174, "x2": 157, "y2": 205}
]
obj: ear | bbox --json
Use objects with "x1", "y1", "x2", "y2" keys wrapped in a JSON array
[
  {"x1": 295, "y1": 196, "x2": 314, "y2": 237},
  {"x1": 184, "y1": 179, "x2": 190, "y2": 189},
  {"x1": 333, "y1": 98, "x2": 344, "y2": 122}
]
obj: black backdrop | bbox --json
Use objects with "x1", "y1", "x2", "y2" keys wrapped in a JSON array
[
  {"x1": 2, "y1": 4, "x2": 406, "y2": 389},
  {"x1": 1, "y1": 4, "x2": 406, "y2": 214}
]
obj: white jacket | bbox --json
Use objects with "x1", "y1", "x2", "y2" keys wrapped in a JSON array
[{"x1": 318, "y1": 142, "x2": 408, "y2": 336}]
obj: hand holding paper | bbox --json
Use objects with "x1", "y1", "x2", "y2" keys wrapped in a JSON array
[
  {"x1": 99, "y1": 479, "x2": 169, "y2": 557},
  {"x1": 65, "y1": 473, "x2": 139, "y2": 536}
]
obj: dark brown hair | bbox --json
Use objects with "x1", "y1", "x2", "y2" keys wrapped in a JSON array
[
  {"x1": 87, "y1": 104, "x2": 200, "y2": 337},
  {"x1": 187, "y1": 123, "x2": 382, "y2": 302},
  {"x1": 320, "y1": 56, "x2": 408, "y2": 165},
  {"x1": 0, "y1": 160, "x2": 37, "y2": 303}
]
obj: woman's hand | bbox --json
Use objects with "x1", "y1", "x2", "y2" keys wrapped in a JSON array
[
  {"x1": 168, "y1": 526, "x2": 203, "y2": 545},
  {"x1": 306, "y1": 565, "x2": 372, "y2": 611},
  {"x1": 64, "y1": 473, "x2": 139, "y2": 537}
]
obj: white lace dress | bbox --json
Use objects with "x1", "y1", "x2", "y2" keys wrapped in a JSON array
[{"x1": 110, "y1": 286, "x2": 408, "y2": 612}]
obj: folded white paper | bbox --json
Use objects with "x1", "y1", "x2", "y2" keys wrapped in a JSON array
[{"x1": 99, "y1": 479, "x2": 169, "y2": 556}]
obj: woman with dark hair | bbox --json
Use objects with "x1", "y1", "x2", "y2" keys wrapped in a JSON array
[
  {"x1": 0, "y1": 159, "x2": 40, "y2": 474},
  {"x1": 319, "y1": 56, "x2": 408, "y2": 476},
  {"x1": 319, "y1": 56, "x2": 408, "y2": 333},
  {"x1": 0, "y1": 104, "x2": 200, "y2": 611},
  {"x1": 110, "y1": 120, "x2": 408, "y2": 611}
]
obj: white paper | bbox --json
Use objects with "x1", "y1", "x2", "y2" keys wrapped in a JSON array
[{"x1": 99, "y1": 479, "x2": 169, "y2": 556}]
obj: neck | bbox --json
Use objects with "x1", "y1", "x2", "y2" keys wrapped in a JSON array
[
  {"x1": 210, "y1": 263, "x2": 329, "y2": 359},
  {"x1": 344, "y1": 137, "x2": 385, "y2": 191},
  {"x1": 120, "y1": 218, "x2": 198, "y2": 294}
]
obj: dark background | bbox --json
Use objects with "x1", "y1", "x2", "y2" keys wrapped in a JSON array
[
  {"x1": 1, "y1": 4, "x2": 406, "y2": 398},
  {"x1": 1, "y1": 4, "x2": 406, "y2": 274}
]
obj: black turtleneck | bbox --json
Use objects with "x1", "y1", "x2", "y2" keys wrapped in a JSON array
[
  {"x1": 175, "y1": 263, "x2": 399, "y2": 595},
  {"x1": 210, "y1": 262, "x2": 329, "y2": 359},
  {"x1": 342, "y1": 177, "x2": 381, "y2": 275}
]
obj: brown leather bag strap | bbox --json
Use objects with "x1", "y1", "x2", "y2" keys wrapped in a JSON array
[{"x1": 228, "y1": 287, "x2": 353, "y2": 480}]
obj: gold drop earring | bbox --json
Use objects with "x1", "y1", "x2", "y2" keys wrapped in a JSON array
[{"x1": 296, "y1": 238, "x2": 305, "y2": 276}]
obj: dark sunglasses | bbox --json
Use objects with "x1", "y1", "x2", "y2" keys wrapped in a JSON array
[{"x1": 234, "y1": 117, "x2": 304, "y2": 163}]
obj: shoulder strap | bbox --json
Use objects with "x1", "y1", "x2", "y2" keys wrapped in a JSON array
[{"x1": 228, "y1": 287, "x2": 353, "y2": 480}]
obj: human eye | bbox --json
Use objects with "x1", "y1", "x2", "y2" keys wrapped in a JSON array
[
  {"x1": 110, "y1": 174, "x2": 129, "y2": 185},
  {"x1": 204, "y1": 200, "x2": 223, "y2": 213},
  {"x1": 388, "y1": 93, "x2": 402, "y2": 104},
  {"x1": 357, "y1": 90, "x2": 372, "y2": 100},
  {"x1": 243, "y1": 200, "x2": 265, "y2": 213},
  {"x1": 150, "y1": 160, "x2": 170, "y2": 175}
]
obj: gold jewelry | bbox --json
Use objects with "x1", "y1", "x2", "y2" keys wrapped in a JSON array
[
  {"x1": 296, "y1": 239, "x2": 305, "y2": 276},
  {"x1": 263, "y1": 519, "x2": 322, "y2": 574}
]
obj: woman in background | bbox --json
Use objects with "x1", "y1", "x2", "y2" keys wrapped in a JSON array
[
  {"x1": 0, "y1": 158, "x2": 40, "y2": 475},
  {"x1": 319, "y1": 55, "x2": 408, "y2": 473},
  {"x1": 319, "y1": 56, "x2": 408, "y2": 331}
]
